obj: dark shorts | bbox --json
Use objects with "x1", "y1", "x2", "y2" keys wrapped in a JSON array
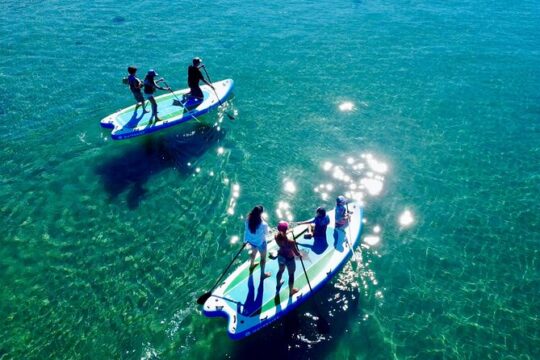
[
  {"x1": 132, "y1": 91, "x2": 144, "y2": 102},
  {"x1": 278, "y1": 255, "x2": 296, "y2": 272}
]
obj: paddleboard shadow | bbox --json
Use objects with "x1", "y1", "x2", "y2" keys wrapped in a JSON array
[
  {"x1": 95, "y1": 123, "x2": 224, "y2": 208},
  {"x1": 229, "y1": 271, "x2": 363, "y2": 360}
]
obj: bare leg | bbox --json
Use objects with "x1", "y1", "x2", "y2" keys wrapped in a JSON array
[
  {"x1": 150, "y1": 97, "x2": 158, "y2": 122},
  {"x1": 249, "y1": 249, "x2": 257, "y2": 270},
  {"x1": 276, "y1": 264, "x2": 285, "y2": 290},
  {"x1": 287, "y1": 264, "x2": 298, "y2": 296},
  {"x1": 259, "y1": 248, "x2": 270, "y2": 279}
]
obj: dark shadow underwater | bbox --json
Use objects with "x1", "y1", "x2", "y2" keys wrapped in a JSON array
[{"x1": 95, "y1": 123, "x2": 225, "y2": 209}]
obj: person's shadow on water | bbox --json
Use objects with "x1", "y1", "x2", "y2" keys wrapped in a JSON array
[{"x1": 95, "y1": 123, "x2": 225, "y2": 209}]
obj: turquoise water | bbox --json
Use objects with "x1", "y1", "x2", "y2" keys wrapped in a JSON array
[{"x1": 1, "y1": 0, "x2": 539, "y2": 358}]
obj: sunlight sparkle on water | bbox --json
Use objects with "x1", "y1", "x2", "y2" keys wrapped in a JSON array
[
  {"x1": 367, "y1": 156, "x2": 388, "y2": 174},
  {"x1": 323, "y1": 161, "x2": 333, "y2": 171},
  {"x1": 276, "y1": 201, "x2": 294, "y2": 221},
  {"x1": 339, "y1": 101, "x2": 354, "y2": 111},
  {"x1": 332, "y1": 167, "x2": 345, "y2": 180},
  {"x1": 364, "y1": 235, "x2": 380, "y2": 246},
  {"x1": 284, "y1": 180, "x2": 296, "y2": 193},
  {"x1": 230, "y1": 236, "x2": 239, "y2": 244},
  {"x1": 227, "y1": 183, "x2": 240, "y2": 215},
  {"x1": 399, "y1": 209, "x2": 414, "y2": 227},
  {"x1": 361, "y1": 178, "x2": 383, "y2": 196},
  {"x1": 217, "y1": 147, "x2": 225, "y2": 155}
]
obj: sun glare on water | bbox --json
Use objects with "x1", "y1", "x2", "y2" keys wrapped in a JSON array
[{"x1": 339, "y1": 101, "x2": 355, "y2": 111}]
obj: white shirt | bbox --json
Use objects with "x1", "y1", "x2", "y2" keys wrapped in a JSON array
[{"x1": 243, "y1": 220, "x2": 269, "y2": 247}]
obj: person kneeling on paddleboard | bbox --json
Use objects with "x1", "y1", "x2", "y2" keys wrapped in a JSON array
[
  {"x1": 243, "y1": 205, "x2": 271, "y2": 280},
  {"x1": 124, "y1": 66, "x2": 148, "y2": 113},
  {"x1": 143, "y1": 69, "x2": 170, "y2": 123},
  {"x1": 299, "y1": 207, "x2": 330, "y2": 240},
  {"x1": 185, "y1": 57, "x2": 214, "y2": 107},
  {"x1": 275, "y1": 221, "x2": 302, "y2": 296}
]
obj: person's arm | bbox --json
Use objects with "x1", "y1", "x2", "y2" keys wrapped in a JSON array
[
  {"x1": 287, "y1": 235, "x2": 302, "y2": 257},
  {"x1": 154, "y1": 79, "x2": 170, "y2": 91},
  {"x1": 198, "y1": 69, "x2": 215, "y2": 89},
  {"x1": 296, "y1": 218, "x2": 315, "y2": 225},
  {"x1": 201, "y1": 78, "x2": 214, "y2": 89}
]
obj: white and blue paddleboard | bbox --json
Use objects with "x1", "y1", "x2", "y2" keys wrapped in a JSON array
[
  {"x1": 100, "y1": 79, "x2": 234, "y2": 140},
  {"x1": 202, "y1": 202, "x2": 363, "y2": 340}
]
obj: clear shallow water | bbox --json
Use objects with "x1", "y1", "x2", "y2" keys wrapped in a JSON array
[{"x1": 1, "y1": 0, "x2": 539, "y2": 359}]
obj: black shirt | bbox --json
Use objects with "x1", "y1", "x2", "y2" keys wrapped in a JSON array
[{"x1": 188, "y1": 65, "x2": 204, "y2": 89}]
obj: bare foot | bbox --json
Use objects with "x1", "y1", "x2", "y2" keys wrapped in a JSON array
[
  {"x1": 262, "y1": 272, "x2": 271, "y2": 279},
  {"x1": 290, "y1": 288, "x2": 299, "y2": 296}
]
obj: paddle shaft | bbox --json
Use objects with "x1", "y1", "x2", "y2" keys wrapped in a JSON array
[
  {"x1": 199, "y1": 242, "x2": 247, "y2": 303},
  {"x1": 161, "y1": 80, "x2": 202, "y2": 123},
  {"x1": 345, "y1": 203, "x2": 356, "y2": 260},
  {"x1": 201, "y1": 67, "x2": 222, "y2": 106},
  {"x1": 201, "y1": 67, "x2": 235, "y2": 120},
  {"x1": 293, "y1": 226, "x2": 330, "y2": 332}
]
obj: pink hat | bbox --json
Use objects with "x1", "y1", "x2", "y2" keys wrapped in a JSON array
[{"x1": 277, "y1": 221, "x2": 289, "y2": 232}]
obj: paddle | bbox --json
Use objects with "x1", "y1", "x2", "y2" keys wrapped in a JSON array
[
  {"x1": 344, "y1": 203, "x2": 356, "y2": 261},
  {"x1": 197, "y1": 242, "x2": 248, "y2": 305},
  {"x1": 161, "y1": 79, "x2": 202, "y2": 124},
  {"x1": 292, "y1": 227, "x2": 330, "y2": 334},
  {"x1": 201, "y1": 66, "x2": 235, "y2": 120}
]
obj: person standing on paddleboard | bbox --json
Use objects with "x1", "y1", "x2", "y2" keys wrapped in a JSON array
[
  {"x1": 124, "y1": 66, "x2": 148, "y2": 113},
  {"x1": 335, "y1": 195, "x2": 351, "y2": 229},
  {"x1": 143, "y1": 69, "x2": 170, "y2": 123},
  {"x1": 186, "y1": 57, "x2": 214, "y2": 105},
  {"x1": 243, "y1": 205, "x2": 271, "y2": 280},
  {"x1": 275, "y1": 221, "x2": 302, "y2": 296}
]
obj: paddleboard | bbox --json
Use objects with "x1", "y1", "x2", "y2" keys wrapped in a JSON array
[
  {"x1": 100, "y1": 79, "x2": 234, "y2": 140},
  {"x1": 202, "y1": 202, "x2": 363, "y2": 339}
]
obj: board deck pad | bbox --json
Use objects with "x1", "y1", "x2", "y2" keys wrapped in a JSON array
[
  {"x1": 100, "y1": 79, "x2": 234, "y2": 140},
  {"x1": 203, "y1": 202, "x2": 363, "y2": 339}
]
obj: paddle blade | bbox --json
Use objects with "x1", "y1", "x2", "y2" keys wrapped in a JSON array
[{"x1": 197, "y1": 292, "x2": 211, "y2": 305}]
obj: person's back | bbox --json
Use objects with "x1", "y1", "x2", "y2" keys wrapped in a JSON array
[
  {"x1": 244, "y1": 219, "x2": 268, "y2": 247},
  {"x1": 143, "y1": 76, "x2": 155, "y2": 94},
  {"x1": 313, "y1": 213, "x2": 330, "y2": 238},
  {"x1": 335, "y1": 196, "x2": 349, "y2": 229},
  {"x1": 276, "y1": 232, "x2": 297, "y2": 259},
  {"x1": 125, "y1": 66, "x2": 147, "y2": 113},
  {"x1": 188, "y1": 64, "x2": 203, "y2": 89},
  {"x1": 128, "y1": 74, "x2": 141, "y2": 93}
]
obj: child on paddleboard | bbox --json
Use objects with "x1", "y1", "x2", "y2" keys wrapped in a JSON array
[
  {"x1": 124, "y1": 66, "x2": 147, "y2": 113},
  {"x1": 243, "y1": 205, "x2": 271, "y2": 279},
  {"x1": 275, "y1": 221, "x2": 302, "y2": 296},
  {"x1": 143, "y1": 69, "x2": 170, "y2": 123}
]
